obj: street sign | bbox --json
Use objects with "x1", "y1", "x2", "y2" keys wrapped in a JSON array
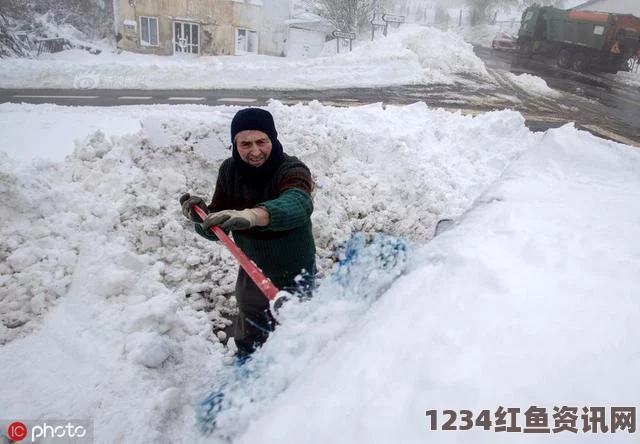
[
  {"x1": 332, "y1": 30, "x2": 356, "y2": 40},
  {"x1": 382, "y1": 14, "x2": 405, "y2": 23}
]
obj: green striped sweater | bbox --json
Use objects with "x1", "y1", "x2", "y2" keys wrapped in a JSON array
[{"x1": 195, "y1": 154, "x2": 316, "y2": 288}]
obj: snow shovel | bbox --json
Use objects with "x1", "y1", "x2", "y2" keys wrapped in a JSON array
[{"x1": 190, "y1": 204, "x2": 290, "y2": 313}]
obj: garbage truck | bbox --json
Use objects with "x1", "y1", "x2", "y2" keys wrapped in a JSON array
[{"x1": 516, "y1": 5, "x2": 640, "y2": 73}]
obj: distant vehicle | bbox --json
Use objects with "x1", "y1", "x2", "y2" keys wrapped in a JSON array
[
  {"x1": 515, "y1": 5, "x2": 640, "y2": 73},
  {"x1": 491, "y1": 32, "x2": 517, "y2": 51}
]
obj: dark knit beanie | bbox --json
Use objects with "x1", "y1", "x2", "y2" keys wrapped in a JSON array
[
  {"x1": 230, "y1": 108, "x2": 284, "y2": 180},
  {"x1": 231, "y1": 108, "x2": 278, "y2": 144}
]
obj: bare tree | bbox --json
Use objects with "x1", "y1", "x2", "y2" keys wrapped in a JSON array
[
  {"x1": 33, "y1": 0, "x2": 113, "y2": 39},
  {"x1": 0, "y1": 0, "x2": 113, "y2": 39},
  {"x1": 0, "y1": 12, "x2": 31, "y2": 57},
  {"x1": 301, "y1": 0, "x2": 375, "y2": 33}
]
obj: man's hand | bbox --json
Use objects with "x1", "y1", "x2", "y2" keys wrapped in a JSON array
[
  {"x1": 180, "y1": 193, "x2": 208, "y2": 222},
  {"x1": 202, "y1": 209, "x2": 258, "y2": 231}
]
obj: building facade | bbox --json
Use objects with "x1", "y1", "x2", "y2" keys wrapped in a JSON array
[{"x1": 115, "y1": 0, "x2": 294, "y2": 56}]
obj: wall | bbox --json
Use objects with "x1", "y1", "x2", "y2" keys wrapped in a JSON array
[
  {"x1": 286, "y1": 27, "x2": 326, "y2": 58},
  {"x1": 116, "y1": 0, "x2": 292, "y2": 56},
  {"x1": 116, "y1": 0, "x2": 234, "y2": 55},
  {"x1": 232, "y1": 0, "x2": 290, "y2": 56}
]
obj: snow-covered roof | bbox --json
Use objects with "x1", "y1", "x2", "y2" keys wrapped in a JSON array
[{"x1": 286, "y1": 10, "x2": 333, "y2": 32}]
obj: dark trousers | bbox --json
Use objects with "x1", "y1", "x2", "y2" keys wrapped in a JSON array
[
  {"x1": 233, "y1": 268, "x2": 275, "y2": 357},
  {"x1": 233, "y1": 268, "x2": 315, "y2": 357}
]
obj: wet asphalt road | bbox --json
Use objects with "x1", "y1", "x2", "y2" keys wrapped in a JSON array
[
  {"x1": 0, "y1": 46, "x2": 638, "y2": 146},
  {"x1": 475, "y1": 45, "x2": 640, "y2": 146}
]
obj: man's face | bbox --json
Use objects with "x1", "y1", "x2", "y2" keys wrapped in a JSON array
[{"x1": 235, "y1": 130, "x2": 273, "y2": 168}]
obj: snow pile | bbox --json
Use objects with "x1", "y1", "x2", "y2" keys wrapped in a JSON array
[
  {"x1": 400, "y1": 25, "x2": 489, "y2": 82},
  {"x1": 239, "y1": 124, "x2": 640, "y2": 444},
  {"x1": 0, "y1": 24, "x2": 489, "y2": 89},
  {"x1": 0, "y1": 130, "x2": 225, "y2": 441},
  {"x1": 455, "y1": 24, "x2": 519, "y2": 48},
  {"x1": 0, "y1": 103, "x2": 145, "y2": 162},
  {"x1": 0, "y1": 101, "x2": 535, "y2": 346},
  {"x1": 614, "y1": 69, "x2": 640, "y2": 89},
  {"x1": 0, "y1": 101, "x2": 542, "y2": 442},
  {"x1": 507, "y1": 72, "x2": 562, "y2": 97},
  {"x1": 198, "y1": 232, "x2": 410, "y2": 441}
]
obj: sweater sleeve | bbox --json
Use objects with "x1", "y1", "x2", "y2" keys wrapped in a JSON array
[
  {"x1": 207, "y1": 160, "x2": 230, "y2": 213},
  {"x1": 260, "y1": 188, "x2": 313, "y2": 231},
  {"x1": 193, "y1": 161, "x2": 230, "y2": 241}
]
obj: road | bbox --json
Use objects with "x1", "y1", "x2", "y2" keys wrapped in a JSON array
[
  {"x1": 1, "y1": 46, "x2": 638, "y2": 146},
  {"x1": 475, "y1": 45, "x2": 640, "y2": 147}
]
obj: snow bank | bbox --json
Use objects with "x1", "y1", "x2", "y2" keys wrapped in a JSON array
[
  {"x1": 239, "y1": 124, "x2": 640, "y2": 444},
  {"x1": 0, "y1": 101, "x2": 540, "y2": 442},
  {"x1": 507, "y1": 72, "x2": 562, "y2": 98},
  {"x1": 0, "y1": 25, "x2": 489, "y2": 90},
  {"x1": 455, "y1": 24, "x2": 519, "y2": 48},
  {"x1": 614, "y1": 69, "x2": 640, "y2": 89}
]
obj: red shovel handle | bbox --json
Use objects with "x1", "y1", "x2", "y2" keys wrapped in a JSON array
[{"x1": 193, "y1": 205, "x2": 280, "y2": 300}]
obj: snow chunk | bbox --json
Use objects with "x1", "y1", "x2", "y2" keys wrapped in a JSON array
[{"x1": 124, "y1": 331, "x2": 173, "y2": 368}]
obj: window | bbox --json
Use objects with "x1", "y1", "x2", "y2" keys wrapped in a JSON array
[
  {"x1": 236, "y1": 28, "x2": 258, "y2": 54},
  {"x1": 140, "y1": 16, "x2": 159, "y2": 47},
  {"x1": 174, "y1": 22, "x2": 199, "y2": 55}
]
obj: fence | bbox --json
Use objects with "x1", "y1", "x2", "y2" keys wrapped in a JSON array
[{"x1": 35, "y1": 37, "x2": 71, "y2": 56}]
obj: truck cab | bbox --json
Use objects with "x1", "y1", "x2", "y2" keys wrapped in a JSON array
[
  {"x1": 519, "y1": 6, "x2": 542, "y2": 40},
  {"x1": 517, "y1": 6, "x2": 547, "y2": 57}
]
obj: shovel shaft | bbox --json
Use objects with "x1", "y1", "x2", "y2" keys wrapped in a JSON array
[{"x1": 193, "y1": 205, "x2": 280, "y2": 300}]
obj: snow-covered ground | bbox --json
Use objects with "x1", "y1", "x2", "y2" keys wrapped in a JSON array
[
  {"x1": 0, "y1": 25, "x2": 490, "y2": 90},
  {"x1": 2, "y1": 100, "x2": 639, "y2": 443},
  {"x1": 1, "y1": 21, "x2": 639, "y2": 444},
  {"x1": 2, "y1": 22, "x2": 635, "y2": 93},
  {"x1": 616, "y1": 69, "x2": 640, "y2": 88}
]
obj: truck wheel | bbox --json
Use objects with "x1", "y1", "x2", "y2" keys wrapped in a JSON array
[
  {"x1": 557, "y1": 49, "x2": 572, "y2": 69},
  {"x1": 518, "y1": 40, "x2": 533, "y2": 58},
  {"x1": 622, "y1": 56, "x2": 635, "y2": 72},
  {"x1": 572, "y1": 52, "x2": 589, "y2": 73}
]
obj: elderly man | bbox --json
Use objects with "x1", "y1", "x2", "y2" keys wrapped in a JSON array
[{"x1": 181, "y1": 108, "x2": 316, "y2": 356}]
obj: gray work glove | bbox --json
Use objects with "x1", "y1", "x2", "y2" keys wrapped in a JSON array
[
  {"x1": 202, "y1": 209, "x2": 257, "y2": 232},
  {"x1": 179, "y1": 193, "x2": 208, "y2": 223}
]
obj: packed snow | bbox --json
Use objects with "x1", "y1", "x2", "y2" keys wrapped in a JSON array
[
  {"x1": 506, "y1": 72, "x2": 562, "y2": 98},
  {"x1": 2, "y1": 22, "x2": 636, "y2": 92},
  {"x1": 616, "y1": 69, "x2": 640, "y2": 89},
  {"x1": 2, "y1": 99, "x2": 639, "y2": 443},
  {"x1": 0, "y1": 25, "x2": 491, "y2": 90},
  {"x1": 1, "y1": 18, "x2": 639, "y2": 444}
]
